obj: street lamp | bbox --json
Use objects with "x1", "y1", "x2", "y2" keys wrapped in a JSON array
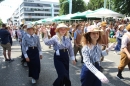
[{"x1": 104, "y1": 0, "x2": 107, "y2": 8}]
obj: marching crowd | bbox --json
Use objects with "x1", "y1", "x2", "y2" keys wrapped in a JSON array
[{"x1": 0, "y1": 19, "x2": 130, "y2": 86}]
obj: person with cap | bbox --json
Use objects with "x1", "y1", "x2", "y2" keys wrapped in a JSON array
[
  {"x1": 80, "y1": 25, "x2": 109, "y2": 86},
  {"x1": 42, "y1": 23, "x2": 76, "y2": 86},
  {"x1": 100, "y1": 21, "x2": 109, "y2": 71},
  {"x1": 117, "y1": 24, "x2": 130, "y2": 80},
  {"x1": 114, "y1": 25, "x2": 125, "y2": 54},
  {"x1": 22, "y1": 24, "x2": 42, "y2": 84}
]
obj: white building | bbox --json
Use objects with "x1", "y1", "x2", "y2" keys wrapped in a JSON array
[{"x1": 11, "y1": 0, "x2": 59, "y2": 25}]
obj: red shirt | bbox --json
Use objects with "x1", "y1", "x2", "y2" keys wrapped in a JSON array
[{"x1": 50, "y1": 27, "x2": 56, "y2": 37}]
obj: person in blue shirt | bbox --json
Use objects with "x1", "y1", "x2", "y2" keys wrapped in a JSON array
[{"x1": 0, "y1": 24, "x2": 13, "y2": 61}]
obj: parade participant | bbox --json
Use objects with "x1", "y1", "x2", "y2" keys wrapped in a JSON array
[
  {"x1": 74, "y1": 24, "x2": 83, "y2": 63},
  {"x1": 0, "y1": 24, "x2": 13, "y2": 62},
  {"x1": 20, "y1": 24, "x2": 28, "y2": 66},
  {"x1": 80, "y1": 25, "x2": 109, "y2": 86},
  {"x1": 114, "y1": 25, "x2": 125, "y2": 54},
  {"x1": 117, "y1": 24, "x2": 130, "y2": 79},
  {"x1": 22, "y1": 24, "x2": 42, "y2": 83},
  {"x1": 42, "y1": 23, "x2": 76, "y2": 86},
  {"x1": 100, "y1": 21, "x2": 109, "y2": 71}
]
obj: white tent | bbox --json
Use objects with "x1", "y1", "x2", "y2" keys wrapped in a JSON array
[{"x1": 86, "y1": 8, "x2": 124, "y2": 18}]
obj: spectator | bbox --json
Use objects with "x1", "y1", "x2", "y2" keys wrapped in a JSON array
[{"x1": 0, "y1": 24, "x2": 14, "y2": 62}]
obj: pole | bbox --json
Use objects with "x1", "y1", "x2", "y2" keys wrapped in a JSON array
[
  {"x1": 109, "y1": 0, "x2": 110, "y2": 9},
  {"x1": 51, "y1": 3, "x2": 54, "y2": 17},
  {"x1": 104, "y1": 0, "x2": 107, "y2": 8},
  {"x1": 69, "y1": 0, "x2": 72, "y2": 14}
]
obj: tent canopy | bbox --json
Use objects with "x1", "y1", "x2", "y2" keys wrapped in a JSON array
[
  {"x1": 71, "y1": 10, "x2": 93, "y2": 19},
  {"x1": 86, "y1": 8, "x2": 124, "y2": 18}
]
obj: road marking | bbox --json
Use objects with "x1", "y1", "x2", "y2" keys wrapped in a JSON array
[{"x1": 104, "y1": 58, "x2": 114, "y2": 62}]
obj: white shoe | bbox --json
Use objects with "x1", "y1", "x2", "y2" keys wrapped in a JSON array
[
  {"x1": 24, "y1": 62, "x2": 27, "y2": 67},
  {"x1": 32, "y1": 78, "x2": 36, "y2": 84}
]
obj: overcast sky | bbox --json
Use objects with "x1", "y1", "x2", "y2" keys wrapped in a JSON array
[{"x1": 0, "y1": 0, "x2": 89, "y2": 23}]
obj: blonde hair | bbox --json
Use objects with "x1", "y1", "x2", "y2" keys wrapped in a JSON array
[{"x1": 57, "y1": 31, "x2": 69, "y2": 43}]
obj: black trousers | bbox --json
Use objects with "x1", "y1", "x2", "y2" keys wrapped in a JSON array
[
  {"x1": 27, "y1": 47, "x2": 40, "y2": 80},
  {"x1": 53, "y1": 50, "x2": 71, "y2": 86}
]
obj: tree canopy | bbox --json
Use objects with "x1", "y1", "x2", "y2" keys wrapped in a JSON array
[
  {"x1": 59, "y1": 0, "x2": 86, "y2": 15},
  {"x1": 0, "y1": 0, "x2": 4, "y2": 3},
  {"x1": 113, "y1": 0, "x2": 130, "y2": 16}
]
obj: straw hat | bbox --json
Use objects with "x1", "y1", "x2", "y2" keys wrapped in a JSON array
[
  {"x1": 55, "y1": 23, "x2": 70, "y2": 32},
  {"x1": 126, "y1": 24, "x2": 130, "y2": 31},
  {"x1": 26, "y1": 24, "x2": 34, "y2": 30},
  {"x1": 86, "y1": 25, "x2": 103, "y2": 34},
  {"x1": 118, "y1": 25, "x2": 123, "y2": 30},
  {"x1": 101, "y1": 21, "x2": 107, "y2": 27},
  {"x1": 22, "y1": 24, "x2": 27, "y2": 29},
  {"x1": 46, "y1": 25, "x2": 50, "y2": 28}
]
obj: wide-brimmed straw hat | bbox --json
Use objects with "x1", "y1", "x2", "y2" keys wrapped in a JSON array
[
  {"x1": 26, "y1": 24, "x2": 34, "y2": 30},
  {"x1": 118, "y1": 25, "x2": 123, "y2": 30},
  {"x1": 126, "y1": 24, "x2": 130, "y2": 31},
  {"x1": 55, "y1": 23, "x2": 70, "y2": 32},
  {"x1": 101, "y1": 21, "x2": 107, "y2": 27},
  {"x1": 87, "y1": 25, "x2": 103, "y2": 33}
]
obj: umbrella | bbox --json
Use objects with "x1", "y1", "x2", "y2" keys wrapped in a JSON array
[{"x1": 86, "y1": 8, "x2": 124, "y2": 18}]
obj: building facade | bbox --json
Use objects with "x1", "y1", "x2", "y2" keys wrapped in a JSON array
[{"x1": 11, "y1": 0, "x2": 59, "y2": 25}]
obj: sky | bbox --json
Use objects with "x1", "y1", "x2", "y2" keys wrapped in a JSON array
[{"x1": 0, "y1": 0, "x2": 89, "y2": 23}]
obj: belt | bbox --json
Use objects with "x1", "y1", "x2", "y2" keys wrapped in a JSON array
[
  {"x1": 59, "y1": 49, "x2": 68, "y2": 52},
  {"x1": 93, "y1": 62, "x2": 99, "y2": 66},
  {"x1": 29, "y1": 46, "x2": 37, "y2": 49}
]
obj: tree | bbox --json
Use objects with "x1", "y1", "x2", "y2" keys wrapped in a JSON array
[
  {"x1": 0, "y1": 0, "x2": 4, "y2": 3},
  {"x1": 86, "y1": 0, "x2": 113, "y2": 11},
  {"x1": 113, "y1": 0, "x2": 130, "y2": 16},
  {"x1": 0, "y1": 19, "x2": 3, "y2": 27},
  {"x1": 59, "y1": 0, "x2": 87, "y2": 15}
]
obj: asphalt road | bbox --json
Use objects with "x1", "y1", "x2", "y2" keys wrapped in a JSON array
[{"x1": 0, "y1": 39, "x2": 130, "y2": 86}]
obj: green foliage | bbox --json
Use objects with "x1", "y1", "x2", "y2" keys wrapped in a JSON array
[
  {"x1": 86, "y1": 0, "x2": 114, "y2": 11},
  {"x1": 113, "y1": 0, "x2": 130, "y2": 16},
  {"x1": 86, "y1": 0, "x2": 104, "y2": 10},
  {"x1": 0, "y1": 19, "x2": 3, "y2": 27},
  {"x1": 0, "y1": 0, "x2": 4, "y2": 3},
  {"x1": 59, "y1": 0, "x2": 87, "y2": 15}
]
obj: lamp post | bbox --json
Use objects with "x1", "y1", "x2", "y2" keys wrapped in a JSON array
[
  {"x1": 109, "y1": 0, "x2": 110, "y2": 9},
  {"x1": 69, "y1": 0, "x2": 72, "y2": 14},
  {"x1": 104, "y1": 0, "x2": 107, "y2": 8},
  {"x1": 51, "y1": 3, "x2": 54, "y2": 17}
]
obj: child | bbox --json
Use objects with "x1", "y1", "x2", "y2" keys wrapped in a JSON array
[
  {"x1": 80, "y1": 25, "x2": 109, "y2": 86},
  {"x1": 22, "y1": 24, "x2": 42, "y2": 84},
  {"x1": 42, "y1": 23, "x2": 76, "y2": 86}
]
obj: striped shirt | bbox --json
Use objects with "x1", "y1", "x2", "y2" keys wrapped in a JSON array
[
  {"x1": 82, "y1": 44, "x2": 107, "y2": 75},
  {"x1": 43, "y1": 35, "x2": 75, "y2": 60},
  {"x1": 22, "y1": 34, "x2": 42, "y2": 58}
]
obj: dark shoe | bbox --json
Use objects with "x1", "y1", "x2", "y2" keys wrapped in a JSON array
[
  {"x1": 75, "y1": 59, "x2": 77, "y2": 62},
  {"x1": 9, "y1": 59, "x2": 14, "y2": 62},
  {"x1": 5, "y1": 59, "x2": 10, "y2": 61},
  {"x1": 117, "y1": 74, "x2": 124, "y2": 80}
]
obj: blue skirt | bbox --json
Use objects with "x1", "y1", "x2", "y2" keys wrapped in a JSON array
[
  {"x1": 115, "y1": 38, "x2": 121, "y2": 51},
  {"x1": 80, "y1": 63, "x2": 101, "y2": 86},
  {"x1": 27, "y1": 47, "x2": 40, "y2": 80},
  {"x1": 53, "y1": 49, "x2": 71, "y2": 86}
]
